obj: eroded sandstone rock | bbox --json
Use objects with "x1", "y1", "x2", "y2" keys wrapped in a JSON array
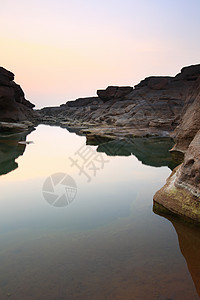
[
  {"x1": 175, "y1": 64, "x2": 200, "y2": 81},
  {"x1": 172, "y1": 76, "x2": 200, "y2": 152},
  {"x1": 154, "y1": 66, "x2": 200, "y2": 222},
  {"x1": 39, "y1": 66, "x2": 196, "y2": 137},
  {"x1": 154, "y1": 130, "x2": 200, "y2": 221}
]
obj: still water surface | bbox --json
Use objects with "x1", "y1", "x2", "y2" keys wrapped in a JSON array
[{"x1": 0, "y1": 125, "x2": 199, "y2": 300}]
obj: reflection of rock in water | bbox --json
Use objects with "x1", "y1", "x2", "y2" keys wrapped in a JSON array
[
  {"x1": 154, "y1": 202, "x2": 200, "y2": 298},
  {"x1": 87, "y1": 136, "x2": 183, "y2": 170},
  {"x1": 0, "y1": 130, "x2": 33, "y2": 176}
]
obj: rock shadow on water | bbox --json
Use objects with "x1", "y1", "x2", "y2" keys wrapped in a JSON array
[
  {"x1": 87, "y1": 136, "x2": 183, "y2": 170},
  {"x1": 153, "y1": 202, "x2": 200, "y2": 298},
  {"x1": 0, "y1": 129, "x2": 34, "y2": 176}
]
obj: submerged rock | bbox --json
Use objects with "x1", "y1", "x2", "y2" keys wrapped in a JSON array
[{"x1": 18, "y1": 141, "x2": 34, "y2": 145}]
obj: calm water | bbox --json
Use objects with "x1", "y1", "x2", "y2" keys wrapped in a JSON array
[{"x1": 0, "y1": 125, "x2": 199, "y2": 300}]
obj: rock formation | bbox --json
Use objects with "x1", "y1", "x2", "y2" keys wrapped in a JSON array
[
  {"x1": 154, "y1": 65, "x2": 200, "y2": 222},
  {"x1": 0, "y1": 67, "x2": 36, "y2": 130},
  {"x1": 97, "y1": 86, "x2": 133, "y2": 102},
  {"x1": 154, "y1": 129, "x2": 200, "y2": 222},
  {"x1": 39, "y1": 65, "x2": 199, "y2": 139}
]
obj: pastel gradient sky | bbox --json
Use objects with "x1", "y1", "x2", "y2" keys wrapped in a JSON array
[{"x1": 1, "y1": 0, "x2": 200, "y2": 108}]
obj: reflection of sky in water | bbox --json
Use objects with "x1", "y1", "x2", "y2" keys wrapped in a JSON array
[
  {"x1": 0, "y1": 125, "x2": 170, "y2": 233},
  {"x1": 0, "y1": 125, "x2": 199, "y2": 299}
]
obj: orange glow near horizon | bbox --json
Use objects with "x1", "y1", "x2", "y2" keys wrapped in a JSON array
[
  {"x1": 0, "y1": 36, "x2": 179, "y2": 108},
  {"x1": 1, "y1": 1, "x2": 200, "y2": 108}
]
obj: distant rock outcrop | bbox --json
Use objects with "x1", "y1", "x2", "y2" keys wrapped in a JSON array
[
  {"x1": 97, "y1": 86, "x2": 133, "y2": 102},
  {"x1": 0, "y1": 67, "x2": 36, "y2": 125},
  {"x1": 39, "y1": 64, "x2": 198, "y2": 139}
]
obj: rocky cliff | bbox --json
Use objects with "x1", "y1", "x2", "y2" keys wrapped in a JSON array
[
  {"x1": 0, "y1": 67, "x2": 36, "y2": 131},
  {"x1": 154, "y1": 65, "x2": 200, "y2": 222},
  {"x1": 154, "y1": 128, "x2": 200, "y2": 222}
]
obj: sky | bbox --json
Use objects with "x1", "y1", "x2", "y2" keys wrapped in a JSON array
[{"x1": 1, "y1": 0, "x2": 200, "y2": 108}]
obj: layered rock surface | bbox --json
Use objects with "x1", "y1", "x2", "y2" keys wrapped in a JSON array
[
  {"x1": 154, "y1": 65, "x2": 200, "y2": 222},
  {"x1": 39, "y1": 65, "x2": 199, "y2": 139},
  {"x1": 172, "y1": 75, "x2": 200, "y2": 152},
  {"x1": 0, "y1": 67, "x2": 36, "y2": 128},
  {"x1": 154, "y1": 129, "x2": 200, "y2": 222}
]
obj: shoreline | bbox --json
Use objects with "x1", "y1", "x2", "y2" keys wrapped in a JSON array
[{"x1": 0, "y1": 64, "x2": 200, "y2": 223}]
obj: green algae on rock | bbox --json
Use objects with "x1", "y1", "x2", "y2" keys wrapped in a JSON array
[{"x1": 154, "y1": 128, "x2": 200, "y2": 223}]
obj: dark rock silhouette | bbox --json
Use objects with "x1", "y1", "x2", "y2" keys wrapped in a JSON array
[
  {"x1": 97, "y1": 86, "x2": 133, "y2": 102},
  {"x1": 0, "y1": 67, "x2": 36, "y2": 123}
]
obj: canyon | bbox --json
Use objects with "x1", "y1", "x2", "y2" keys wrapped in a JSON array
[{"x1": 0, "y1": 64, "x2": 200, "y2": 222}]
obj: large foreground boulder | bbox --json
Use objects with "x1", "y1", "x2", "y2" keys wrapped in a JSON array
[{"x1": 154, "y1": 65, "x2": 200, "y2": 222}]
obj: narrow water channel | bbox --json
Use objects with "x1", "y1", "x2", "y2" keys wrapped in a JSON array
[{"x1": 0, "y1": 125, "x2": 199, "y2": 300}]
